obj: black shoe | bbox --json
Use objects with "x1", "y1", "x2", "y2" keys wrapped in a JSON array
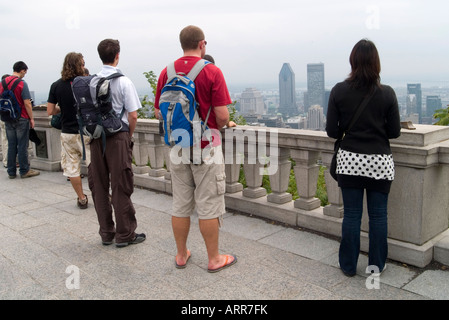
[
  {"x1": 77, "y1": 195, "x2": 88, "y2": 209},
  {"x1": 102, "y1": 240, "x2": 113, "y2": 246},
  {"x1": 338, "y1": 262, "x2": 356, "y2": 277},
  {"x1": 116, "y1": 233, "x2": 146, "y2": 248}
]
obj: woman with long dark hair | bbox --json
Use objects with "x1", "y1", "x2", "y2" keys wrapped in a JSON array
[{"x1": 326, "y1": 39, "x2": 401, "y2": 277}]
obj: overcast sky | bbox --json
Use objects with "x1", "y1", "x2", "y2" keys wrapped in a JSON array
[{"x1": 1, "y1": 0, "x2": 448, "y2": 102}]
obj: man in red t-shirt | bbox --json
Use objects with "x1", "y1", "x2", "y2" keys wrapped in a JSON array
[{"x1": 155, "y1": 25, "x2": 237, "y2": 273}]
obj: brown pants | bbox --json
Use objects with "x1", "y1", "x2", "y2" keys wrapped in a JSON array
[{"x1": 88, "y1": 132, "x2": 137, "y2": 244}]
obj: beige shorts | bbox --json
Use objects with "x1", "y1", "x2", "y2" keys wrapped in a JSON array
[
  {"x1": 60, "y1": 133, "x2": 91, "y2": 178},
  {"x1": 170, "y1": 146, "x2": 226, "y2": 220}
]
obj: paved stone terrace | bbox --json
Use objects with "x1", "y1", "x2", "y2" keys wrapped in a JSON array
[{"x1": 0, "y1": 170, "x2": 448, "y2": 302}]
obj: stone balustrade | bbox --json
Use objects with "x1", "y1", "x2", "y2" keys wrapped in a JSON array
[{"x1": 27, "y1": 106, "x2": 449, "y2": 268}]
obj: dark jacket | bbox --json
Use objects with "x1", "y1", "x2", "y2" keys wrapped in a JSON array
[{"x1": 326, "y1": 80, "x2": 401, "y2": 193}]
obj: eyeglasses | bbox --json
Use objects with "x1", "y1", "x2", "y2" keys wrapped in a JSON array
[{"x1": 194, "y1": 40, "x2": 207, "y2": 45}]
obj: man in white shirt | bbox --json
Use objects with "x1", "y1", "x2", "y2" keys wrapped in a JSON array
[{"x1": 88, "y1": 39, "x2": 145, "y2": 248}]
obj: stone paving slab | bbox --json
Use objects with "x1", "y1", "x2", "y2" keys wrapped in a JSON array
[{"x1": 0, "y1": 170, "x2": 448, "y2": 303}]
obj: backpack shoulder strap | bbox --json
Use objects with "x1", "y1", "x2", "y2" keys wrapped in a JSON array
[
  {"x1": 166, "y1": 63, "x2": 177, "y2": 82},
  {"x1": 166, "y1": 60, "x2": 210, "y2": 83},
  {"x1": 187, "y1": 59, "x2": 209, "y2": 81},
  {"x1": 2, "y1": 77, "x2": 20, "y2": 91},
  {"x1": 342, "y1": 87, "x2": 377, "y2": 140},
  {"x1": 10, "y1": 77, "x2": 22, "y2": 91},
  {"x1": 105, "y1": 72, "x2": 124, "y2": 80}
]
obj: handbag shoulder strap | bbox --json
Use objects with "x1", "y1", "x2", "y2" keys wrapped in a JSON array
[{"x1": 342, "y1": 86, "x2": 377, "y2": 139}]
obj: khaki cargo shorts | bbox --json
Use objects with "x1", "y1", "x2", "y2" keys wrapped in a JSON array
[
  {"x1": 60, "y1": 133, "x2": 91, "y2": 178},
  {"x1": 170, "y1": 146, "x2": 226, "y2": 220}
]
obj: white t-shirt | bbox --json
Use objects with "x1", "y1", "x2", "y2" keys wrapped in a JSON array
[{"x1": 97, "y1": 65, "x2": 141, "y2": 125}]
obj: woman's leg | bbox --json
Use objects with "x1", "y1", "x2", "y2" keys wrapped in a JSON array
[
  {"x1": 339, "y1": 188, "x2": 364, "y2": 276},
  {"x1": 366, "y1": 190, "x2": 389, "y2": 273}
]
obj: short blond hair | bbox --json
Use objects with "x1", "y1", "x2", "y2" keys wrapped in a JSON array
[{"x1": 179, "y1": 25, "x2": 205, "y2": 51}]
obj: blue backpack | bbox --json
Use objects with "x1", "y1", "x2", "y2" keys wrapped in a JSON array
[
  {"x1": 0, "y1": 77, "x2": 22, "y2": 122},
  {"x1": 159, "y1": 59, "x2": 211, "y2": 148}
]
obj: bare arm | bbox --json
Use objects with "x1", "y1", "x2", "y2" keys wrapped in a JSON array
[
  {"x1": 214, "y1": 105, "x2": 230, "y2": 129},
  {"x1": 46, "y1": 102, "x2": 61, "y2": 116},
  {"x1": 24, "y1": 99, "x2": 34, "y2": 129},
  {"x1": 128, "y1": 110, "x2": 138, "y2": 137}
]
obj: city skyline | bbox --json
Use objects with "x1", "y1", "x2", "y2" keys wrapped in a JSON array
[{"x1": 1, "y1": 0, "x2": 448, "y2": 103}]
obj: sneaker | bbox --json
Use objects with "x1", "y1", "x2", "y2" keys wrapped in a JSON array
[
  {"x1": 371, "y1": 263, "x2": 387, "y2": 276},
  {"x1": 8, "y1": 175, "x2": 16, "y2": 179},
  {"x1": 20, "y1": 169, "x2": 40, "y2": 179},
  {"x1": 77, "y1": 195, "x2": 88, "y2": 209},
  {"x1": 116, "y1": 233, "x2": 146, "y2": 248}
]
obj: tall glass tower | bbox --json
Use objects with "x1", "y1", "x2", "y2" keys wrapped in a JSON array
[
  {"x1": 407, "y1": 83, "x2": 422, "y2": 123},
  {"x1": 278, "y1": 63, "x2": 297, "y2": 117},
  {"x1": 306, "y1": 63, "x2": 325, "y2": 114}
]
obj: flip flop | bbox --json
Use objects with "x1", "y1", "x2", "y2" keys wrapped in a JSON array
[
  {"x1": 207, "y1": 254, "x2": 237, "y2": 273},
  {"x1": 175, "y1": 250, "x2": 191, "y2": 269}
]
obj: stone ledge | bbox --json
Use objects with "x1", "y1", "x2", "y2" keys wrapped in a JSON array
[{"x1": 434, "y1": 232, "x2": 449, "y2": 266}]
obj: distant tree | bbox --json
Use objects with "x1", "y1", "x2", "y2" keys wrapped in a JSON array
[
  {"x1": 139, "y1": 71, "x2": 158, "y2": 119},
  {"x1": 228, "y1": 101, "x2": 247, "y2": 125},
  {"x1": 433, "y1": 105, "x2": 449, "y2": 126}
]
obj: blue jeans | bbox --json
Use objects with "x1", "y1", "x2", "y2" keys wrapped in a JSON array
[
  {"x1": 5, "y1": 118, "x2": 30, "y2": 176},
  {"x1": 339, "y1": 188, "x2": 388, "y2": 275}
]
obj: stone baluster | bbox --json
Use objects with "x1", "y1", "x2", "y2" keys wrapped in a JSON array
[
  {"x1": 291, "y1": 149, "x2": 321, "y2": 210},
  {"x1": 242, "y1": 137, "x2": 266, "y2": 199},
  {"x1": 147, "y1": 133, "x2": 167, "y2": 177},
  {"x1": 321, "y1": 151, "x2": 344, "y2": 218},
  {"x1": 267, "y1": 148, "x2": 292, "y2": 204},
  {"x1": 132, "y1": 132, "x2": 151, "y2": 174},
  {"x1": 223, "y1": 135, "x2": 243, "y2": 193}
]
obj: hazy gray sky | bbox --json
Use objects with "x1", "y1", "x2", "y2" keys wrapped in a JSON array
[{"x1": 1, "y1": 0, "x2": 448, "y2": 102}]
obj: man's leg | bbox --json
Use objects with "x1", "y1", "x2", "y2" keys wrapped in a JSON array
[
  {"x1": 172, "y1": 216, "x2": 191, "y2": 265},
  {"x1": 5, "y1": 122, "x2": 17, "y2": 177},
  {"x1": 60, "y1": 133, "x2": 87, "y2": 206},
  {"x1": 107, "y1": 132, "x2": 137, "y2": 244},
  {"x1": 1, "y1": 122, "x2": 8, "y2": 167},
  {"x1": 199, "y1": 218, "x2": 235, "y2": 270},
  {"x1": 70, "y1": 176, "x2": 87, "y2": 200},
  {"x1": 16, "y1": 118, "x2": 30, "y2": 176},
  {"x1": 88, "y1": 138, "x2": 115, "y2": 243}
]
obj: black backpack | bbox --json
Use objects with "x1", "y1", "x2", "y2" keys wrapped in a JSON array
[
  {"x1": 0, "y1": 77, "x2": 22, "y2": 122},
  {"x1": 72, "y1": 73, "x2": 127, "y2": 159}
]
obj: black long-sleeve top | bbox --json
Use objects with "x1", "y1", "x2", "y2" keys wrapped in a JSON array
[{"x1": 326, "y1": 80, "x2": 401, "y2": 193}]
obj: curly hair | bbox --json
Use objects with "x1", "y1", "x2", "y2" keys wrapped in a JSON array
[{"x1": 61, "y1": 52, "x2": 85, "y2": 81}]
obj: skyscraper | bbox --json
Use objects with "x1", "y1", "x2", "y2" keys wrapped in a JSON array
[
  {"x1": 426, "y1": 95, "x2": 442, "y2": 118},
  {"x1": 306, "y1": 63, "x2": 326, "y2": 114},
  {"x1": 240, "y1": 88, "x2": 266, "y2": 115},
  {"x1": 278, "y1": 63, "x2": 297, "y2": 117},
  {"x1": 407, "y1": 83, "x2": 422, "y2": 123},
  {"x1": 308, "y1": 105, "x2": 325, "y2": 131}
]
